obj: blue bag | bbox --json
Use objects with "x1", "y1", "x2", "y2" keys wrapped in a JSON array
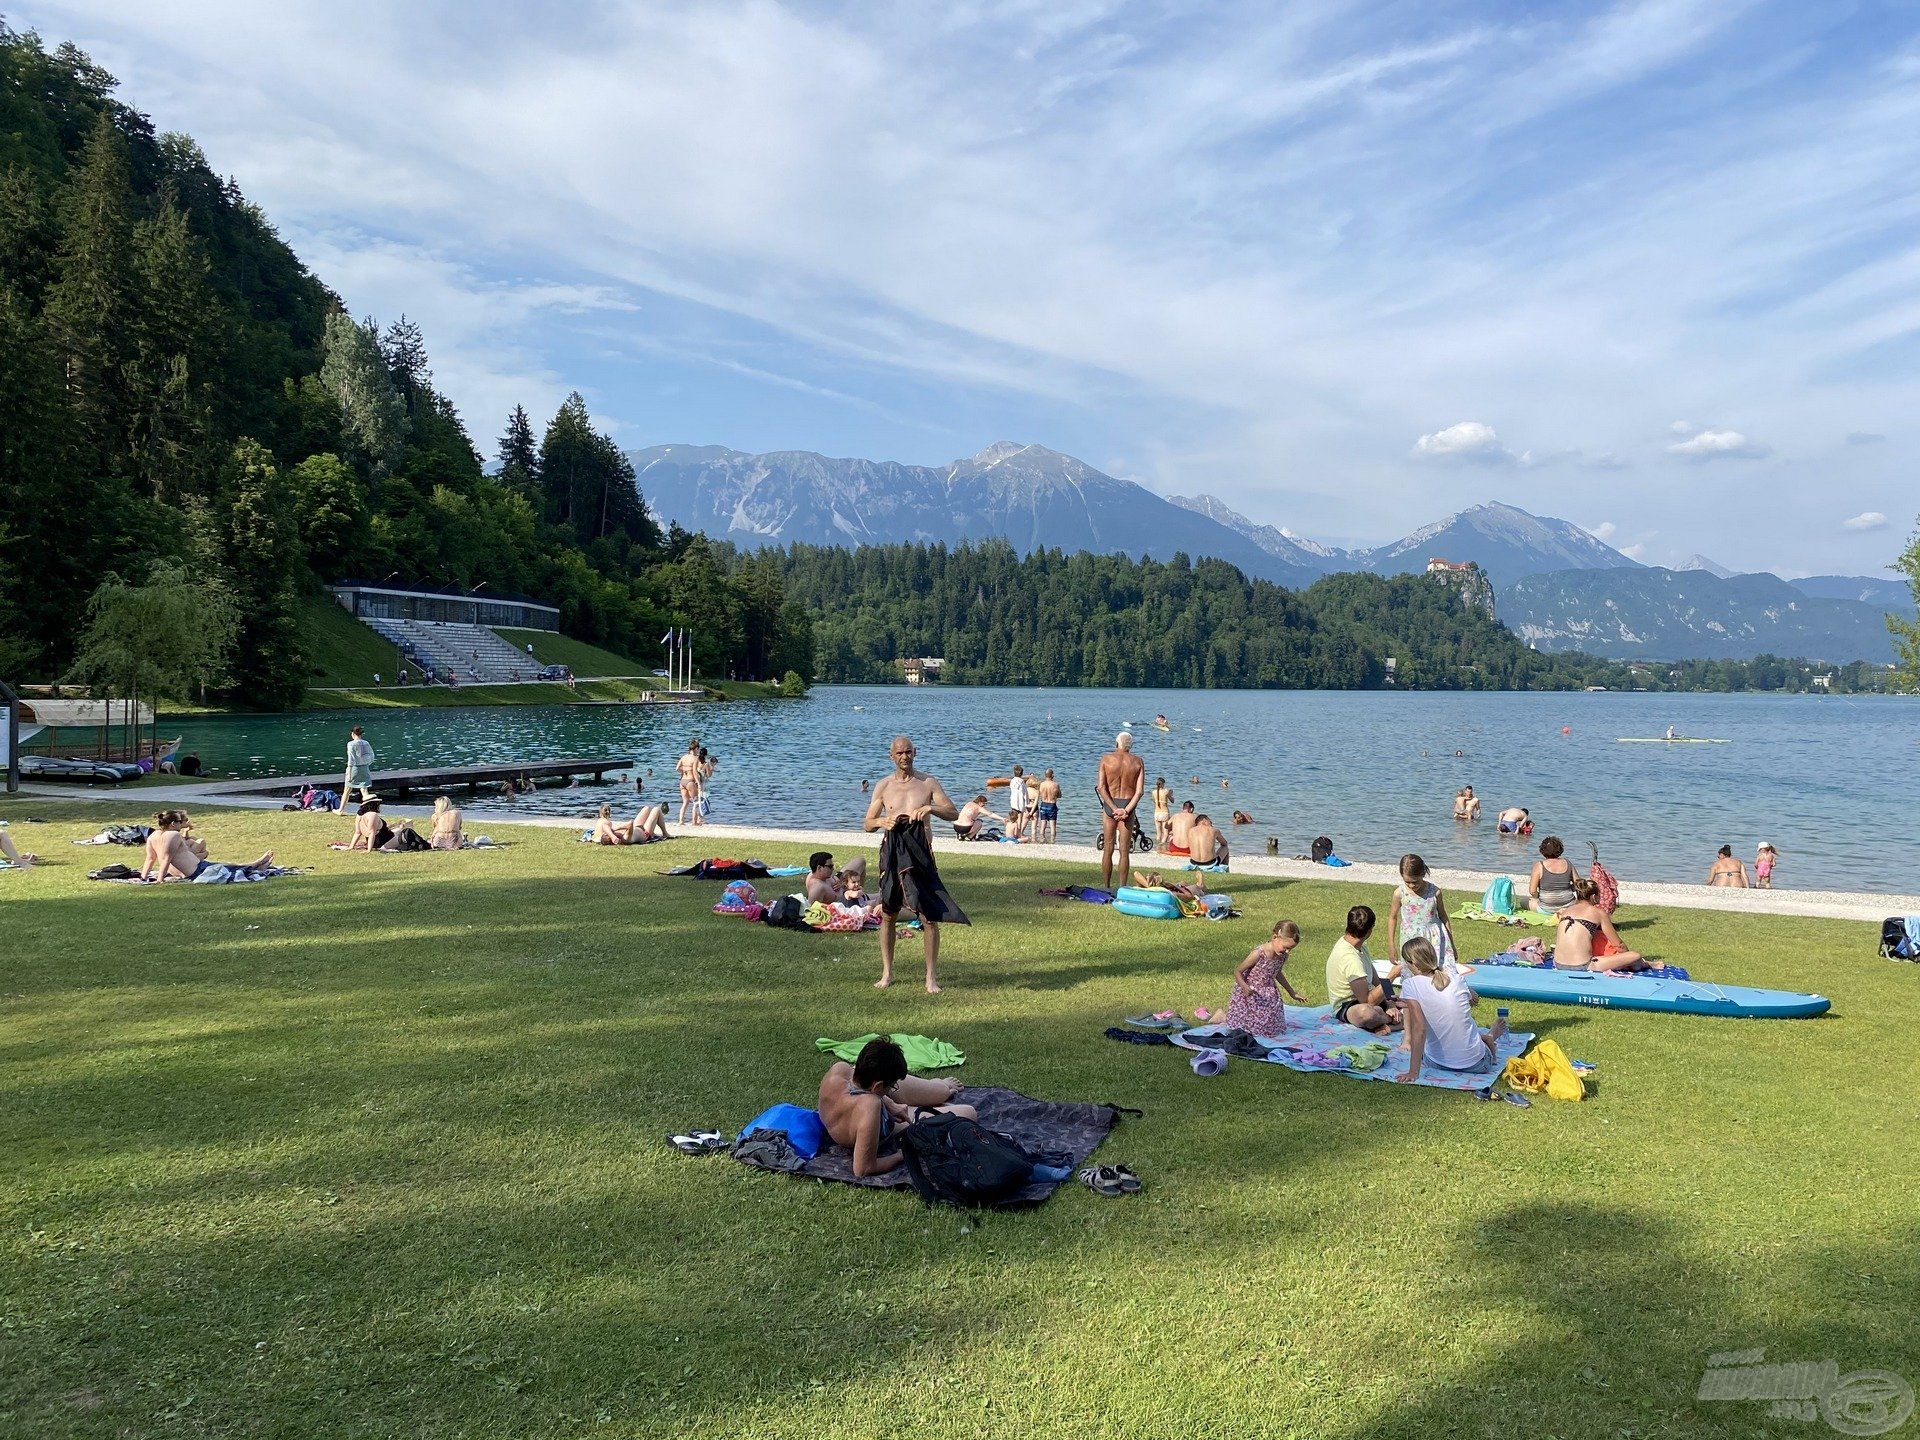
[
  {"x1": 1482, "y1": 876, "x2": 1515, "y2": 915},
  {"x1": 737, "y1": 1103, "x2": 827, "y2": 1158}
]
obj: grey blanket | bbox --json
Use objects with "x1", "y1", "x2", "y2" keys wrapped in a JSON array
[{"x1": 732, "y1": 1086, "x2": 1125, "y2": 1206}]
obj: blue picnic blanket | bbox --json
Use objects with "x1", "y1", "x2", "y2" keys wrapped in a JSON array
[{"x1": 1169, "y1": 1007, "x2": 1533, "y2": 1093}]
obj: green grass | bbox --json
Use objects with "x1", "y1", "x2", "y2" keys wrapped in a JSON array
[
  {"x1": 3, "y1": 803, "x2": 1912, "y2": 1439},
  {"x1": 298, "y1": 594, "x2": 403, "y2": 688},
  {"x1": 298, "y1": 678, "x2": 667, "y2": 710},
  {"x1": 493, "y1": 628, "x2": 653, "y2": 677}
]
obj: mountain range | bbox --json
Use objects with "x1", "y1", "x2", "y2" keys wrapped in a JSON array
[{"x1": 633, "y1": 440, "x2": 1907, "y2": 662}]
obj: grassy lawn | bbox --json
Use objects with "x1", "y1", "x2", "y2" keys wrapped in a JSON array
[
  {"x1": 297, "y1": 678, "x2": 666, "y2": 710},
  {"x1": 3, "y1": 803, "x2": 1912, "y2": 1439},
  {"x1": 492, "y1": 628, "x2": 654, "y2": 678},
  {"x1": 299, "y1": 595, "x2": 404, "y2": 689}
]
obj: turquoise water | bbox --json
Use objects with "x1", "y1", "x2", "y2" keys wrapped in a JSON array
[{"x1": 164, "y1": 687, "x2": 1914, "y2": 892}]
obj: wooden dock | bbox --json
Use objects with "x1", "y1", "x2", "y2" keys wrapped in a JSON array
[{"x1": 210, "y1": 757, "x2": 635, "y2": 799}]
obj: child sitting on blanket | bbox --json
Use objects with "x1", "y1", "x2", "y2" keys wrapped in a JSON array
[
  {"x1": 1224, "y1": 920, "x2": 1309, "y2": 1037},
  {"x1": 1397, "y1": 937, "x2": 1507, "y2": 1083}
]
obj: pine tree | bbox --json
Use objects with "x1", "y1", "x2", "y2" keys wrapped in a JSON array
[
  {"x1": 497, "y1": 404, "x2": 540, "y2": 491},
  {"x1": 381, "y1": 315, "x2": 431, "y2": 414},
  {"x1": 128, "y1": 190, "x2": 219, "y2": 501},
  {"x1": 0, "y1": 164, "x2": 53, "y2": 302},
  {"x1": 219, "y1": 438, "x2": 307, "y2": 707},
  {"x1": 318, "y1": 312, "x2": 407, "y2": 474},
  {"x1": 43, "y1": 111, "x2": 137, "y2": 475}
]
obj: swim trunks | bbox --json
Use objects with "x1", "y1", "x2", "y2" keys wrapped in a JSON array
[{"x1": 1036, "y1": 802, "x2": 1058, "y2": 821}]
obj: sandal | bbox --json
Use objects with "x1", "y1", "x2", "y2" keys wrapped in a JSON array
[
  {"x1": 668, "y1": 1129, "x2": 727, "y2": 1154},
  {"x1": 1111, "y1": 1164, "x2": 1143, "y2": 1194},
  {"x1": 1077, "y1": 1165, "x2": 1127, "y2": 1198}
]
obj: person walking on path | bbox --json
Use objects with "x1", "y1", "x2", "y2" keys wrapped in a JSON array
[
  {"x1": 338, "y1": 726, "x2": 376, "y2": 812},
  {"x1": 863, "y1": 735, "x2": 966, "y2": 993},
  {"x1": 1096, "y1": 733, "x2": 1146, "y2": 891}
]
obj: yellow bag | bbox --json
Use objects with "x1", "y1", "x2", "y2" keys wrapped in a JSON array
[{"x1": 1503, "y1": 1038, "x2": 1586, "y2": 1102}]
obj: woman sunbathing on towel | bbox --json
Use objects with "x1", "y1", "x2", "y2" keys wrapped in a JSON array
[
  {"x1": 1549, "y1": 879, "x2": 1648, "y2": 973},
  {"x1": 591, "y1": 802, "x2": 672, "y2": 845},
  {"x1": 140, "y1": 810, "x2": 273, "y2": 882}
]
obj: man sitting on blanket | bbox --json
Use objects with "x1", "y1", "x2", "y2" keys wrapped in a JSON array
[{"x1": 818, "y1": 1037, "x2": 975, "y2": 1178}]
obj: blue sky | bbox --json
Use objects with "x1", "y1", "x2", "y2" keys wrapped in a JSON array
[{"x1": 18, "y1": 0, "x2": 1920, "y2": 575}]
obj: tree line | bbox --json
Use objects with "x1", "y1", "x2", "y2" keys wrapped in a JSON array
[
  {"x1": 775, "y1": 542, "x2": 1899, "y2": 693},
  {"x1": 0, "y1": 28, "x2": 812, "y2": 708}
]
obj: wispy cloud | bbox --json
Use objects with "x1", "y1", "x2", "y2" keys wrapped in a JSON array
[
  {"x1": 1843, "y1": 510, "x2": 1889, "y2": 531},
  {"x1": 18, "y1": 0, "x2": 1916, "y2": 568}
]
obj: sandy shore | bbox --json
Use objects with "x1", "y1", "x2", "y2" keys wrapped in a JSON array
[{"x1": 22, "y1": 778, "x2": 1906, "y2": 924}]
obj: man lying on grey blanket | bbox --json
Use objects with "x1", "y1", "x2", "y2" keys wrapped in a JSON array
[{"x1": 817, "y1": 1037, "x2": 974, "y2": 1178}]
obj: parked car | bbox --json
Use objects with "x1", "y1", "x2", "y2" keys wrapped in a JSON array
[{"x1": 537, "y1": 664, "x2": 571, "y2": 681}]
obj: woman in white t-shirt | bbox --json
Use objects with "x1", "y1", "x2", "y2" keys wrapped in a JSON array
[{"x1": 1396, "y1": 937, "x2": 1506, "y2": 1082}]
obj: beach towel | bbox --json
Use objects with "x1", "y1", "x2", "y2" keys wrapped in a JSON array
[
  {"x1": 879, "y1": 822, "x2": 969, "y2": 925},
  {"x1": 661, "y1": 859, "x2": 776, "y2": 879},
  {"x1": 190, "y1": 863, "x2": 300, "y2": 885},
  {"x1": 730, "y1": 1086, "x2": 1124, "y2": 1206},
  {"x1": 1166, "y1": 1008, "x2": 1533, "y2": 1093},
  {"x1": 1038, "y1": 886, "x2": 1115, "y2": 904},
  {"x1": 814, "y1": 1033, "x2": 966, "y2": 1070},
  {"x1": 1456, "y1": 906, "x2": 1557, "y2": 928}
]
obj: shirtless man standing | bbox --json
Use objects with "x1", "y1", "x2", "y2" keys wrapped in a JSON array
[
  {"x1": 1034, "y1": 769, "x2": 1062, "y2": 844},
  {"x1": 1096, "y1": 732, "x2": 1146, "y2": 890},
  {"x1": 675, "y1": 739, "x2": 702, "y2": 826},
  {"x1": 863, "y1": 735, "x2": 965, "y2": 993}
]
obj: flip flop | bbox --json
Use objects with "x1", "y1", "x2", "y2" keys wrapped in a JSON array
[
  {"x1": 668, "y1": 1129, "x2": 727, "y2": 1154},
  {"x1": 1077, "y1": 1165, "x2": 1127, "y2": 1198}
]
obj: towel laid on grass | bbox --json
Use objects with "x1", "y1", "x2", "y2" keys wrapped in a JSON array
[
  {"x1": 732, "y1": 1086, "x2": 1122, "y2": 1206},
  {"x1": 1167, "y1": 1007, "x2": 1533, "y2": 1093},
  {"x1": 1456, "y1": 906, "x2": 1557, "y2": 928},
  {"x1": 814, "y1": 1033, "x2": 965, "y2": 1069}
]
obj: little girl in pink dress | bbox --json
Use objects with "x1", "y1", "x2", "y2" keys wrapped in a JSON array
[{"x1": 1224, "y1": 920, "x2": 1310, "y2": 1037}]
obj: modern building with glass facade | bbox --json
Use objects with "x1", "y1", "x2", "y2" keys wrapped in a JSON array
[{"x1": 326, "y1": 581, "x2": 561, "y2": 631}]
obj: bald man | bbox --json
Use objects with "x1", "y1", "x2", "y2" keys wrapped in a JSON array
[{"x1": 1096, "y1": 732, "x2": 1146, "y2": 890}]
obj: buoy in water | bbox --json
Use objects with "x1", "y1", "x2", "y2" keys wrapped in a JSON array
[{"x1": 1561, "y1": 726, "x2": 1571, "y2": 736}]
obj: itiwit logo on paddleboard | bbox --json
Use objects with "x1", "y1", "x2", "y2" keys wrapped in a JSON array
[{"x1": 1698, "y1": 1349, "x2": 1914, "y2": 1435}]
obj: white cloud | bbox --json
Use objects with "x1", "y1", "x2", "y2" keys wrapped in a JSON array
[
  {"x1": 1842, "y1": 511, "x2": 1889, "y2": 531},
  {"x1": 25, "y1": 0, "x2": 1919, "y2": 573},
  {"x1": 1589, "y1": 520, "x2": 1618, "y2": 541},
  {"x1": 1413, "y1": 421, "x2": 1514, "y2": 464},
  {"x1": 1667, "y1": 428, "x2": 1770, "y2": 461},
  {"x1": 1620, "y1": 542, "x2": 1649, "y2": 560}
]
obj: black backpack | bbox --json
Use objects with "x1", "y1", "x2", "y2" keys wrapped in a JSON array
[
  {"x1": 1311, "y1": 835, "x2": 1334, "y2": 864},
  {"x1": 1880, "y1": 917, "x2": 1915, "y2": 960},
  {"x1": 896, "y1": 1112, "x2": 1035, "y2": 1208},
  {"x1": 762, "y1": 894, "x2": 810, "y2": 929}
]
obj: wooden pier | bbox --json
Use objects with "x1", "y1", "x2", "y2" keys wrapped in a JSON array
[{"x1": 211, "y1": 757, "x2": 635, "y2": 800}]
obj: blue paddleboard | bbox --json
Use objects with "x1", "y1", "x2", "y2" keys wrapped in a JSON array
[{"x1": 1460, "y1": 965, "x2": 1828, "y2": 1019}]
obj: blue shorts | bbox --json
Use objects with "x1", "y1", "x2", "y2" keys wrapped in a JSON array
[{"x1": 1036, "y1": 802, "x2": 1058, "y2": 821}]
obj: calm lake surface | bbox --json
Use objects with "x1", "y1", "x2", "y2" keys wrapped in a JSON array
[{"x1": 169, "y1": 687, "x2": 1914, "y2": 893}]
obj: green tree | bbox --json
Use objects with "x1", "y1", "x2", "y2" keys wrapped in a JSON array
[
  {"x1": 43, "y1": 110, "x2": 136, "y2": 475},
  {"x1": 288, "y1": 452, "x2": 366, "y2": 574},
  {"x1": 497, "y1": 404, "x2": 540, "y2": 494},
  {"x1": 318, "y1": 312, "x2": 407, "y2": 475},
  {"x1": 1891, "y1": 528, "x2": 1920, "y2": 690},
  {"x1": 218, "y1": 439, "x2": 306, "y2": 708},
  {"x1": 67, "y1": 559, "x2": 238, "y2": 753},
  {"x1": 128, "y1": 191, "x2": 219, "y2": 501}
]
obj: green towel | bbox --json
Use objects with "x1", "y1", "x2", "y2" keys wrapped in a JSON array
[
  {"x1": 1327, "y1": 1041, "x2": 1390, "y2": 1073},
  {"x1": 814, "y1": 1033, "x2": 966, "y2": 1070}
]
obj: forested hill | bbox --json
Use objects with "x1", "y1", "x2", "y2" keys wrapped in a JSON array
[
  {"x1": 0, "y1": 28, "x2": 811, "y2": 706},
  {"x1": 775, "y1": 542, "x2": 1630, "y2": 690}
]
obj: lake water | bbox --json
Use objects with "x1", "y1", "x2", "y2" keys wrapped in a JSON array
[{"x1": 164, "y1": 686, "x2": 1914, "y2": 892}]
